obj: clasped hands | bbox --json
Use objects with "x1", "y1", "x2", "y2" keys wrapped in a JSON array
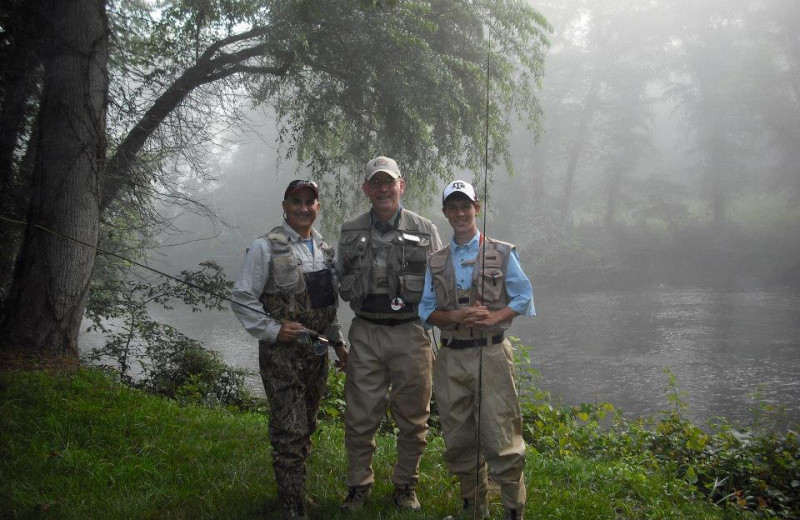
[{"x1": 452, "y1": 302, "x2": 499, "y2": 329}]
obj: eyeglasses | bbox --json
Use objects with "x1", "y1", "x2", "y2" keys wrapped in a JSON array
[{"x1": 367, "y1": 177, "x2": 398, "y2": 188}]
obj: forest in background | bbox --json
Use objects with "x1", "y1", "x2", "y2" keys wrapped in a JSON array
[
  {"x1": 153, "y1": 0, "x2": 800, "y2": 291},
  {"x1": 1, "y1": 0, "x2": 798, "y2": 359}
]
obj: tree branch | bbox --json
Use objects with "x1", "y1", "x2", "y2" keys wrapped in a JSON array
[{"x1": 101, "y1": 30, "x2": 293, "y2": 210}]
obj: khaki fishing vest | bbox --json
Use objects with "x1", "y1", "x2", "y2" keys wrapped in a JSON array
[
  {"x1": 259, "y1": 226, "x2": 337, "y2": 334},
  {"x1": 428, "y1": 236, "x2": 514, "y2": 339},
  {"x1": 338, "y1": 209, "x2": 436, "y2": 315}
]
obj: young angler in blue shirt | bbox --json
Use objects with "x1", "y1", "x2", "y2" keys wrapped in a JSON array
[{"x1": 419, "y1": 180, "x2": 535, "y2": 520}]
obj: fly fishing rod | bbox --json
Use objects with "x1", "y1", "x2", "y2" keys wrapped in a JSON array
[
  {"x1": 0, "y1": 214, "x2": 333, "y2": 355},
  {"x1": 474, "y1": 30, "x2": 492, "y2": 520}
]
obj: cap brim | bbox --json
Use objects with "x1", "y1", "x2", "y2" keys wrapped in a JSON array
[
  {"x1": 285, "y1": 186, "x2": 319, "y2": 199},
  {"x1": 443, "y1": 190, "x2": 476, "y2": 203},
  {"x1": 366, "y1": 169, "x2": 401, "y2": 181}
]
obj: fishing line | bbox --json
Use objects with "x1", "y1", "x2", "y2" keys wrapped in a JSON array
[{"x1": 0, "y1": 214, "x2": 333, "y2": 346}]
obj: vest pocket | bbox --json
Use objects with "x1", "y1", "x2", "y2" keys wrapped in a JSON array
[
  {"x1": 396, "y1": 237, "x2": 430, "y2": 273},
  {"x1": 340, "y1": 233, "x2": 367, "y2": 272},
  {"x1": 304, "y1": 269, "x2": 337, "y2": 309},
  {"x1": 339, "y1": 273, "x2": 362, "y2": 301},
  {"x1": 398, "y1": 274, "x2": 425, "y2": 304},
  {"x1": 475, "y1": 268, "x2": 504, "y2": 305},
  {"x1": 272, "y1": 254, "x2": 301, "y2": 290}
]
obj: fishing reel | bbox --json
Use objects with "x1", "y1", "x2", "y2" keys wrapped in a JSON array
[
  {"x1": 297, "y1": 328, "x2": 330, "y2": 356},
  {"x1": 311, "y1": 337, "x2": 329, "y2": 356}
]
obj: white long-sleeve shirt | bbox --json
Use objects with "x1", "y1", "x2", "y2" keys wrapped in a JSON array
[{"x1": 231, "y1": 221, "x2": 344, "y2": 344}]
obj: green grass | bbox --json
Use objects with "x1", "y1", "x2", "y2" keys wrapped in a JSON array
[{"x1": 1, "y1": 367, "x2": 767, "y2": 520}]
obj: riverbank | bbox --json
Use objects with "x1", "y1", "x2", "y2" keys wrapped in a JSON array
[{"x1": 2, "y1": 363, "x2": 789, "y2": 519}]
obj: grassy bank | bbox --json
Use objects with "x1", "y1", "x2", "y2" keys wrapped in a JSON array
[{"x1": 0, "y1": 365, "x2": 778, "y2": 519}]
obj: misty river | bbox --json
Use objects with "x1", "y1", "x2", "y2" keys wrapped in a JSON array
[{"x1": 81, "y1": 285, "x2": 800, "y2": 429}]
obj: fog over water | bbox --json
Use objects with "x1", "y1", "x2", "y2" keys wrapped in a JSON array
[
  {"x1": 81, "y1": 285, "x2": 800, "y2": 428},
  {"x1": 83, "y1": 0, "x2": 799, "y2": 429}
]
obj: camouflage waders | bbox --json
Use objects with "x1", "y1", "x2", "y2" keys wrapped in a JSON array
[
  {"x1": 259, "y1": 339, "x2": 327, "y2": 511},
  {"x1": 259, "y1": 257, "x2": 338, "y2": 513}
]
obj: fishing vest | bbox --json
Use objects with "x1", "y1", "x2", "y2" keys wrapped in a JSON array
[
  {"x1": 259, "y1": 226, "x2": 338, "y2": 334},
  {"x1": 428, "y1": 236, "x2": 514, "y2": 339},
  {"x1": 338, "y1": 209, "x2": 436, "y2": 317}
]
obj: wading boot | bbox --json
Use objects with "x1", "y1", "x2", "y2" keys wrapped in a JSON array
[
  {"x1": 280, "y1": 495, "x2": 308, "y2": 520},
  {"x1": 393, "y1": 485, "x2": 421, "y2": 511},
  {"x1": 443, "y1": 496, "x2": 489, "y2": 520},
  {"x1": 340, "y1": 485, "x2": 371, "y2": 511}
]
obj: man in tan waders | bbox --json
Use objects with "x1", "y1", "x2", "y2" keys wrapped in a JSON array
[
  {"x1": 337, "y1": 156, "x2": 442, "y2": 512},
  {"x1": 419, "y1": 180, "x2": 535, "y2": 520}
]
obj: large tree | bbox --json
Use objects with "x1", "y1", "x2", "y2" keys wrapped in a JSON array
[
  {"x1": 0, "y1": 0, "x2": 551, "y2": 357},
  {"x1": 0, "y1": 0, "x2": 108, "y2": 357}
]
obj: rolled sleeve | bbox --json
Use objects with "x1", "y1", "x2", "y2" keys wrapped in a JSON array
[
  {"x1": 323, "y1": 321, "x2": 344, "y2": 344},
  {"x1": 418, "y1": 268, "x2": 438, "y2": 329},
  {"x1": 505, "y1": 250, "x2": 536, "y2": 316},
  {"x1": 429, "y1": 224, "x2": 443, "y2": 251},
  {"x1": 231, "y1": 238, "x2": 283, "y2": 343}
]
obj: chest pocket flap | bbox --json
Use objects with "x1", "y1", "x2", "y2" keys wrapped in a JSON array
[
  {"x1": 427, "y1": 252, "x2": 448, "y2": 273},
  {"x1": 271, "y1": 253, "x2": 300, "y2": 288}
]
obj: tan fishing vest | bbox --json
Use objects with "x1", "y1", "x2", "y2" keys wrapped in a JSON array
[
  {"x1": 428, "y1": 236, "x2": 514, "y2": 339},
  {"x1": 338, "y1": 209, "x2": 437, "y2": 317},
  {"x1": 259, "y1": 226, "x2": 337, "y2": 334}
]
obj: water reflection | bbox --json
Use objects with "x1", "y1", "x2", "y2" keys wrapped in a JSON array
[
  {"x1": 516, "y1": 287, "x2": 800, "y2": 428},
  {"x1": 79, "y1": 286, "x2": 800, "y2": 428}
]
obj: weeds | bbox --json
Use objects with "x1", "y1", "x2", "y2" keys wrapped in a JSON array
[{"x1": 510, "y1": 340, "x2": 799, "y2": 519}]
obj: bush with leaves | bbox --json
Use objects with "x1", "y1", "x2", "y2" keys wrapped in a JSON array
[
  {"x1": 513, "y1": 341, "x2": 799, "y2": 518},
  {"x1": 84, "y1": 261, "x2": 259, "y2": 409},
  {"x1": 318, "y1": 365, "x2": 347, "y2": 422}
]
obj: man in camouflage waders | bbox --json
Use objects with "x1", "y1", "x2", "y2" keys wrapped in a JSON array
[{"x1": 232, "y1": 180, "x2": 347, "y2": 520}]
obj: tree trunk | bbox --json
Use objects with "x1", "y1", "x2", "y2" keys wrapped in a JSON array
[
  {"x1": 0, "y1": 0, "x2": 45, "y2": 301},
  {"x1": 560, "y1": 75, "x2": 599, "y2": 228},
  {"x1": 0, "y1": 0, "x2": 108, "y2": 357},
  {"x1": 604, "y1": 167, "x2": 623, "y2": 227}
]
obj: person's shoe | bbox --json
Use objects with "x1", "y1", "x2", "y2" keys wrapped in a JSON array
[
  {"x1": 282, "y1": 507, "x2": 308, "y2": 520},
  {"x1": 340, "y1": 485, "x2": 371, "y2": 511},
  {"x1": 444, "y1": 497, "x2": 489, "y2": 520},
  {"x1": 393, "y1": 485, "x2": 421, "y2": 511},
  {"x1": 503, "y1": 508, "x2": 524, "y2": 520},
  {"x1": 280, "y1": 495, "x2": 308, "y2": 520}
]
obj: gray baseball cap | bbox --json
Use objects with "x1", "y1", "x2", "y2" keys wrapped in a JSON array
[{"x1": 364, "y1": 156, "x2": 401, "y2": 181}]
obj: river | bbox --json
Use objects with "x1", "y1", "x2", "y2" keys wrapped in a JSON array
[{"x1": 79, "y1": 286, "x2": 800, "y2": 429}]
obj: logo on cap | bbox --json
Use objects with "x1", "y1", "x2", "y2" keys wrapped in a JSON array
[{"x1": 452, "y1": 181, "x2": 466, "y2": 189}]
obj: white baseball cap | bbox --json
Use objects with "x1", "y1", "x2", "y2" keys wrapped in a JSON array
[
  {"x1": 364, "y1": 156, "x2": 401, "y2": 181},
  {"x1": 442, "y1": 180, "x2": 478, "y2": 203}
]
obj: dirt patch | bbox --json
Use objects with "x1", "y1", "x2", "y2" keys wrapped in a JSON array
[{"x1": 0, "y1": 351, "x2": 81, "y2": 373}]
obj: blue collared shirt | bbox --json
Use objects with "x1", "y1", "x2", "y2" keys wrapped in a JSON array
[{"x1": 419, "y1": 231, "x2": 535, "y2": 329}]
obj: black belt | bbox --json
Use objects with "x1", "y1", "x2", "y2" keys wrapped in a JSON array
[
  {"x1": 357, "y1": 315, "x2": 419, "y2": 327},
  {"x1": 442, "y1": 333, "x2": 504, "y2": 349}
]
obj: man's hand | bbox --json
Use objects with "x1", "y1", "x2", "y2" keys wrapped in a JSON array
[
  {"x1": 277, "y1": 321, "x2": 307, "y2": 343},
  {"x1": 468, "y1": 303, "x2": 519, "y2": 329},
  {"x1": 453, "y1": 301, "x2": 491, "y2": 327},
  {"x1": 334, "y1": 343, "x2": 348, "y2": 372}
]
